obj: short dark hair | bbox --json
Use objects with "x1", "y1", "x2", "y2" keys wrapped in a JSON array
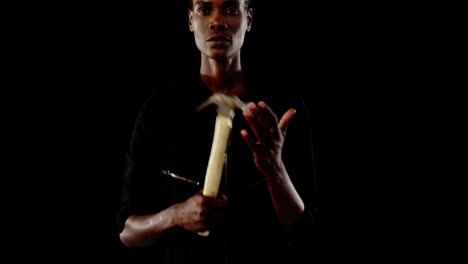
[{"x1": 186, "y1": 0, "x2": 252, "y2": 9}]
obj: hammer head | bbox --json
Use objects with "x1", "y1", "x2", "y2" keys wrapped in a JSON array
[{"x1": 196, "y1": 93, "x2": 248, "y2": 118}]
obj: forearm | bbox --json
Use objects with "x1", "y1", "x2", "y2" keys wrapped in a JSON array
[
  {"x1": 264, "y1": 161, "x2": 305, "y2": 231},
  {"x1": 119, "y1": 205, "x2": 179, "y2": 248}
]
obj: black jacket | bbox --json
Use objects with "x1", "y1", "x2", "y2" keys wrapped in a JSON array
[{"x1": 118, "y1": 70, "x2": 319, "y2": 263}]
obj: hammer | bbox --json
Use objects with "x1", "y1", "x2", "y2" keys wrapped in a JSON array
[{"x1": 196, "y1": 93, "x2": 248, "y2": 236}]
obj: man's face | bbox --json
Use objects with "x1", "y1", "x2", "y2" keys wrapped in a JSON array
[{"x1": 189, "y1": 0, "x2": 252, "y2": 61}]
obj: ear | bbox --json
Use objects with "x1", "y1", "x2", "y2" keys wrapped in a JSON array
[
  {"x1": 246, "y1": 8, "x2": 253, "y2": 32},
  {"x1": 188, "y1": 9, "x2": 194, "y2": 32}
]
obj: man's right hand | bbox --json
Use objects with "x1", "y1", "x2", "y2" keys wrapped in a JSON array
[{"x1": 173, "y1": 190, "x2": 227, "y2": 233}]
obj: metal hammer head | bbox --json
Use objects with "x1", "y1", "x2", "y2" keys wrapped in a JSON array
[{"x1": 196, "y1": 93, "x2": 248, "y2": 118}]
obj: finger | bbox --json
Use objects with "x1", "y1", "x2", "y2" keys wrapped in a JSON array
[
  {"x1": 201, "y1": 199, "x2": 226, "y2": 224},
  {"x1": 251, "y1": 102, "x2": 272, "y2": 130},
  {"x1": 202, "y1": 195, "x2": 223, "y2": 208},
  {"x1": 241, "y1": 129, "x2": 256, "y2": 151},
  {"x1": 258, "y1": 101, "x2": 278, "y2": 124},
  {"x1": 211, "y1": 196, "x2": 228, "y2": 208},
  {"x1": 218, "y1": 193, "x2": 228, "y2": 201},
  {"x1": 278, "y1": 109, "x2": 296, "y2": 135},
  {"x1": 257, "y1": 101, "x2": 280, "y2": 139},
  {"x1": 209, "y1": 197, "x2": 227, "y2": 212},
  {"x1": 243, "y1": 104, "x2": 264, "y2": 143}
]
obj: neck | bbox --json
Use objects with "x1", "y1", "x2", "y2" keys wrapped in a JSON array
[
  {"x1": 200, "y1": 53, "x2": 242, "y2": 77},
  {"x1": 199, "y1": 54, "x2": 248, "y2": 98}
]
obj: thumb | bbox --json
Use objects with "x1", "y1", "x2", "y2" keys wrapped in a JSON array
[{"x1": 278, "y1": 108, "x2": 296, "y2": 135}]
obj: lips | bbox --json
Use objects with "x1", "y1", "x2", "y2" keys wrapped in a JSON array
[{"x1": 207, "y1": 35, "x2": 231, "y2": 48}]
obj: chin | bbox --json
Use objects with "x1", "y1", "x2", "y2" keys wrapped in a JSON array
[{"x1": 209, "y1": 50, "x2": 230, "y2": 60}]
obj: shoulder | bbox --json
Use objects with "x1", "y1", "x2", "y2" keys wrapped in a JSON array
[
  {"x1": 137, "y1": 83, "x2": 174, "y2": 118},
  {"x1": 246, "y1": 70, "x2": 308, "y2": 107},
  {"x1": 140, "y1": 69, "x2": 200, "y2": 108},
  {"x1": 137, "y1": 72, "x2": 210, "y2": 122},
  {"x1": 255, "y1": 86, "x2": 308, "y2": 118}
]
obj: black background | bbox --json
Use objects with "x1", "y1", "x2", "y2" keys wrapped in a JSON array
[{"x1": 9, "y1": 0, "x2": 466, "y2": 261}]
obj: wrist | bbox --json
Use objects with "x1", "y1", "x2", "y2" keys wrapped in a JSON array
[
  {"x1": 263, "y1": 159, "x2": 287, "y2": 182},
  {"x1": 168, "y1": 203, "x2": 183, "y2": 228}
]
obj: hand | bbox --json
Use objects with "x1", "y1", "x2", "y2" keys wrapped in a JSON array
[
  {"x1": 241, "y1": 101, "x2": 296, "y2": 177},
  {"x1": 173, "y1": 190, "x2": 227, "y2": 233}
]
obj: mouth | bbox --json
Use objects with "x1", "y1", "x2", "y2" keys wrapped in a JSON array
[{"x1": 207, "y1": 36, "x2": 231, "y2": 48}]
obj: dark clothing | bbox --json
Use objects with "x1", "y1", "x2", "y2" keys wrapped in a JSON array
[{"x1": 118, "y1": 70, "x2": 319, "y2": 263}]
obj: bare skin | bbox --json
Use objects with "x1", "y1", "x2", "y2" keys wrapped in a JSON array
[
  {"x1": 241, "y1": 102, "x2": 304, "y2": 229},
  {"x1": 120, "y1": 191, "x2": 227, "y2": 247},
  {"x1": 120, "y1": 0, "x2": 305, "y2": 248}
]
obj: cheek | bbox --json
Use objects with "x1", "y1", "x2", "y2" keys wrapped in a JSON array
[
  {"x1": 192, "y1": 24, "x2": 204, "y2": 39},
  {"x1": 192, "y1": 20, "x2": 206, "y2": 33},
  {"x1": 230, "y1": 19, "x2": 248, "y2": 37},
  {"x1": 230, "y1": 20, "x2": 243, "y2": 31},
  {"x1": 232, "y1": 23, "x2": 247, "y2": 40},
  {"x1": 193, "y1": 31, "x2": 206, "y2": 50}
]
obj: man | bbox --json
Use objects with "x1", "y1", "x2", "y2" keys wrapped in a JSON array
[{"x1": 118, "y1": 0, "x2": 318, "y2": 262}]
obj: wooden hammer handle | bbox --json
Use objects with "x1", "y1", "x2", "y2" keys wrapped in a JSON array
[{"x1": 197, "y1": 115, "x2": 232, "y2": 237}]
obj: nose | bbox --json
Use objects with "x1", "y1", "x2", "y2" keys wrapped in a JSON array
[
  {"x1": 209, "y1": 15, "x2": 227, "y2": 31},
  {"x1": 209, "y1": 22, "x2": 227, "y2": 31}
]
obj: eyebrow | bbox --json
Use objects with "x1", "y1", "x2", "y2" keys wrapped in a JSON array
[
  {"x1": 194, "y1": 1, "x2": 240, "y2": 8},
  {"x1": 194, "y1": 1, "x2": 212, "y2": 8},
  {"x1": 222, "y1": 1, "x2": 240, "y2": 7}
]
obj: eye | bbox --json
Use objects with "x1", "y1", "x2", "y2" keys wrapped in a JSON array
[
  {"x1": 198, "y1": 8, "x2": 210, "y2": 15},
  {"x1": 226, "y1": 7, "x2": 239, "y2": 15}
]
